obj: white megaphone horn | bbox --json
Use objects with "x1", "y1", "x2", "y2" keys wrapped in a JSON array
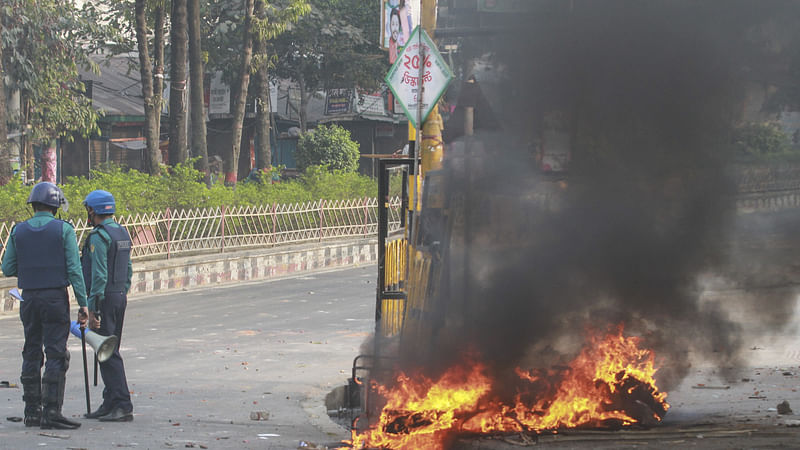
[{"x1": 70, "y1": 321, "x2": 118, "y2": 363}]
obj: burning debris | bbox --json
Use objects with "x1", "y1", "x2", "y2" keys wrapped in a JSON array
[{"x1": 347, "y1": 326, "x2": 668, "y2": 449}]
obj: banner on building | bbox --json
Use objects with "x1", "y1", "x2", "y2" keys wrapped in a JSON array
[
  {"x1": 325, "y1": 89, "x2": 353, "y2": 115},
  {"x1": 356, "y1": 90, "x2": 387, "y2": 116},
  {"x1": 162, "y1": 81, "x2": 170, "y2": 114},
  {"x1": 209, "y1": 72, "x2": 231, "y2": 115}
]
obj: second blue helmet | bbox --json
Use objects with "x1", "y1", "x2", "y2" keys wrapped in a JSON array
[{"x1": 83, "y1": 190, "x2": 116, "y2": 214}]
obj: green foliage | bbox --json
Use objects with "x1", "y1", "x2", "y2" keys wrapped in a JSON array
[
  {"x1": 204, "y1": 0, "x2": 309, "y2": 83},
  {"x1": 272, "y1": 0, "x2": 387, "y2": 94},
  {"x1": 295, "y1": 124, "x2": 360, "y2": 172},
  {"x1": 301, "y1": 165, "x2": 375, "y2": 199},
  {"x1": 1, "y1": 0, "x2": 116, "y2": 143},
  {"x1": 0, "y1": 174, "x2": 36, "y2": 223},
  {"x1": 733, "y1": 122, "x2": 792, "y2": 156},
  {"x1": 0, "y1": 161, "x2": 376, "y2": 223}
]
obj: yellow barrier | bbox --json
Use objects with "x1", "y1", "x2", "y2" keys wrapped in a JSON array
[
  {"x1": 380, "y1": 237, "x2": 408, "y2": 336},
  {"x1": 383, "y1": 238, "x2": 407, "y2": 291},
  {"x1": 380, "y1": 298, "x2": 406, "y2": 336},
  {"x1": 400, "y1": 247, "x2": 434, "y2": 340}
]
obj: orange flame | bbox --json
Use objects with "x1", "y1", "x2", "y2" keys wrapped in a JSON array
[{"x1": 346, "y1": 325, "x2": 669, "y2": 449}]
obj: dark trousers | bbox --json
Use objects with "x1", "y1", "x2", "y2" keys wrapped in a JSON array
[
  {"x1": 20, "y1": 288, "x2": 70, "y2": 377},
  {"x1": 96, "y1": 291, "x2": 132, "y2": 412}
]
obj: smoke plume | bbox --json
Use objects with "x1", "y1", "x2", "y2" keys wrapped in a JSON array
[{"x1": 397, "y1": 0, "x2": 800, "y2": 393}]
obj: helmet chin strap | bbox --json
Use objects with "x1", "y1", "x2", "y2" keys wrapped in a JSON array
[{"x1": 86, "y1": 207, "x2": 97, "y2": 225}]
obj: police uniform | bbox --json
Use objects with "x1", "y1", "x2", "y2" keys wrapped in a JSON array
[
  {"x1": 81, "y1": 217, "x2": 133, "y2": 419},
  {"x1": 2, "y1": 191, "x2": 88, "y2": 429}
]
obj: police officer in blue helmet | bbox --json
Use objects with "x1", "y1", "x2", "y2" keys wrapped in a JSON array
[
  {"x1": 2, "y1": 182, "x2": 88, "y2": 429},
  {"x1": 80, "y1": 190, "x2": 134, "y2": 422}
]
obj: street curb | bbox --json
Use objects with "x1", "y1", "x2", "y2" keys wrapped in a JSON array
[{"x1": 0, "y1": 237, "x2": 378, "y2": 316}]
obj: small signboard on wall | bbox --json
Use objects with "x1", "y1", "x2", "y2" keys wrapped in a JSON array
[{"x1": 325, "y1": 88, "x2": 353, "y2": 115}]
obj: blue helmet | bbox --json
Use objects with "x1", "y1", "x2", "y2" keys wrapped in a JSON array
[
  {"x1": 28, "y1": 182, "x2": 68, "y2": 211},
  {"x1": 83, "y1": 190, "x2": 116, "y2": 214}
]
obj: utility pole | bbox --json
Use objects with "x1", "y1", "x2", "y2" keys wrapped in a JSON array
[
  {"x1": 406, "y1": 0, "x2": 443, "y2": 220},
  {"x1": 419, "y1": 0, "x2": 444, "y2": 178}
]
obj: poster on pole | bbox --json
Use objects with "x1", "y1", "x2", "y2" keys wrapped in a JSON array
[
  {"x1": 385, "y1": 26, "x2": 454, "y2": 130},
  {"x1": 381, "y1": 0, "x2": 420, "y2": 62}
]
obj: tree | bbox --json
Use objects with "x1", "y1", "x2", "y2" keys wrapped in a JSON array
[
  {"x1": 169, "y1": 0, "x2": 189, "y2": 166},
  {"x1": 1, "y1": 0, "x2": 110, "y2": 181},
  {"x1": 96, "y1": 0, "x2": 166, "y2": 175},
  {"x1": 0, "y1": 17, "x2": 8, "y2": 183},
  {"x1": 225, "y1": 0, "x2": 255, "y2": 185},
  {"x1": 295, "y1": 124, "x2": 359, "y2": 172},
  {"x1": 209, "y1": 0, "x2": 308, "y2": 184},
  {"x1": 134, "y1": 0, "x2": 162, "y2": 175},
  {"x1": 153, "y1": 1, "x2": 166, "y2": 162},
  {"x1": 252, "y1": 0, "x2": 272, "y2": 171},
  {"x1": 273, "y1": 0, "x2": 386, "y2": 132},
  {"x1": 734, "y1": 122, "x2": 792, "y2": 156},
  {"x1": 188, "y1": 0, "x2": 209, "y2": 179}
]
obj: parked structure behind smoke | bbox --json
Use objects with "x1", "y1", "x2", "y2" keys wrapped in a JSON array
[{"x1": 396, "y1": 0, "x2": 800, "y2": 399}]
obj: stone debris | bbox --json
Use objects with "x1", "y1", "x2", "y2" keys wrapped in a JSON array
[
  {"x1": 777, "y1": 400, "x2": 793, "y2": 415},
  {"x1": 250, "y1": 411, "x2": 270, "y2": 421}
]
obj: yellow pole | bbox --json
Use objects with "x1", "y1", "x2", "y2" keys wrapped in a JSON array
[{"x1": 419, "y1": 0, "x2": 443, "y2": 178}]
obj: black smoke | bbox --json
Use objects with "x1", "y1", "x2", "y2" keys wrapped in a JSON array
[{"x1": 396, "y1": 0, "x2": 800, "y2": 394}]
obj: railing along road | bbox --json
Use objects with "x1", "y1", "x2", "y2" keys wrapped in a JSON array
[{"x1": 0, "y1": 197, "x2": 403, "y2": 268}]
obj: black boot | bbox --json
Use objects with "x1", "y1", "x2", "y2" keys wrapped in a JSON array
[
  {"x1": 85, "y1": 402, "x2": 112, "y2": 419},
  {"x1": 40, "y1": 374, "x2": 80, "y2": 430},
  {"x1": 20, "y1": 374, "x2": 41, "y2": 427}
]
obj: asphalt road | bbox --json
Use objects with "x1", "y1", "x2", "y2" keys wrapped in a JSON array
[{"x1": 0, "y1": 266, "x2": 377, "y2": 449}]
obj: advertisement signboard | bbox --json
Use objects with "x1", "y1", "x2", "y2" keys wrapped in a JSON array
[
  {"x1": 325, "y1": 88, "x2": 353, "y2": 115},
  {"x1": 381, "y1": 0, "x2": 420, "y2": 63},
  {"x1": 385, "y1": 26, "x2": 454, "y2": 129}
]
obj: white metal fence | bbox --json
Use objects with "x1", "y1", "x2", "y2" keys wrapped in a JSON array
[{"x1": 0, "y1": 197, "x2": 403, "y2": 264}]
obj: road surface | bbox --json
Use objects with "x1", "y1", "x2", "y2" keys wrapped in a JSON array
[{"x1": 0, "y1": 266, "x2": 377, "y2": 449}]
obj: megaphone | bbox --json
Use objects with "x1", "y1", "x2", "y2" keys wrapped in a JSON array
[{"x1": 69, "y1": 321, "x2": 118, "y2": 363}]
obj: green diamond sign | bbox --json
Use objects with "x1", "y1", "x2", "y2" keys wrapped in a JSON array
[{"x1": 385, "y1": 26, "x2": 454, "y2": 130}]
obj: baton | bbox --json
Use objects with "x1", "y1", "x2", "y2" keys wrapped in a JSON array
[
  {"x1": 94, "y1": 354, "x2": 98, "y2": 386},
  {"x1": 81, "y1": 326, "x2": 91, "y2": 415}
]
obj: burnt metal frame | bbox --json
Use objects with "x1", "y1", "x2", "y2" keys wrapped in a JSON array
[{"x1": 375, "y1": 158, "x2": 414, "y2": 332}]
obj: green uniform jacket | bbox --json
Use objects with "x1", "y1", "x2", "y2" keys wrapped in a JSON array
[
  {"x1": 1, "y1": 211, "x2": 88, "y2": 307},
  {"x1": 86, "y1": 218, "x2": 133, "y2": 311}
]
